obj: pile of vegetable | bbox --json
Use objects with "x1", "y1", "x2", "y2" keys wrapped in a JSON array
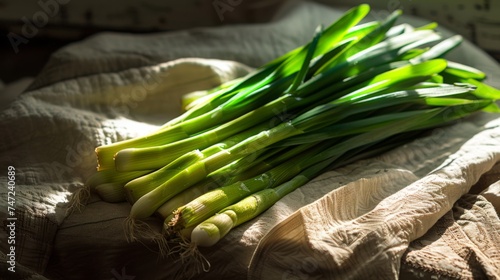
[{"x1": 80, "y1": 3, "x2": 500, "y2": 270}]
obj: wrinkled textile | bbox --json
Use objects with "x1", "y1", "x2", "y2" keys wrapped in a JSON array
[
  {"x1": 0, "y1": 58, "x2": 251, "y2": 279},
  {"x1": 0, "y1": 1, "x2": 500, "y2": 280},
  {"x1": 248, "y1": 115, "x2": 500, "y2": 279},
  {"x1": 401, "y1": 194, "x2": 500, "y2": 279}
]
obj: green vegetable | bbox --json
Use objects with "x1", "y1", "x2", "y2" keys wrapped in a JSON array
[{"x1": 81, "y1": 5, "x2": 500, "y2": 260}]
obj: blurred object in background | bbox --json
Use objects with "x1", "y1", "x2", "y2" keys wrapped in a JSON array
[
  {"x1": 475, "y1": 20, "x2": 500, "y2": 56},
  {"x1": 0, "y1": 0, "x2": 289, "y2": 39},
  {"x1": 0, "y1": 0, "x2": 289, "y2": 83},
  {"x1": 316, "y1": 0, "x2": 500, "y2": 60}
]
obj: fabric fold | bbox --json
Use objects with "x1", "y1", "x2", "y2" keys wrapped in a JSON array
[
  {"x1": 0, "y1": 58, "x2": 251, "y2": 274},
  {"x1": 249, "y1": 120, "x2": 500, "y2": 279},
  {"x1": 401, "y1": 194, "x2": 500, "y2": 279}
]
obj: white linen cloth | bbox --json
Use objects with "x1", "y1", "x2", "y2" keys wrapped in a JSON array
[{"x1": 0, "y1": 1, "x2": 499, "y2": 279}]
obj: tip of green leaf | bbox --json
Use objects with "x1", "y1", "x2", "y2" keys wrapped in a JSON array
[
  {"x1": 358, "y1": 4, "x2": 370, "y2": 12},
  {"x1": 481, "y1": 103, "x2": 500, "y2": 113},
  {"x1": 385, "y1": 9, "x2": 402, "y2": 23},
  {"x1": 416, "y1": 22, "x2": 439, "y2": 31},
  {"x1": 352, "y1": 4, "x2": 370, "y2": 17}
]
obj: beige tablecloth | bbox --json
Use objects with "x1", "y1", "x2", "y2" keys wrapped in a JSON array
[{"x1": 1, "y1": 1, "x2": 499, "y2": 279}]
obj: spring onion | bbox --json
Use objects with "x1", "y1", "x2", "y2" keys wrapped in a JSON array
[{"x1": 79, "y1": 6, "x2": 500, "y2": 269}]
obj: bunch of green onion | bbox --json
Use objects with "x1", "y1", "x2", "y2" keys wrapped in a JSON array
[{"x1": 82, "y1": 4, "x2": 500, "y2": 263}]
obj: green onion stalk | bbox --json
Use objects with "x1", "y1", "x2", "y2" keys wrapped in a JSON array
[
  {"x1": 124, "y1": 57, "x2": 487, "y2": 241},
  {"x1": 187, "y1": 97, "x2": 494, "y2": 249},
  {"x1": 94, "y1": 4, "x2": 371, "y2": 171},
  {"x1": 155, "y1": 141, "x2": 317, "y2": 220},
  {"x1": 113, "y1": 30, "x2": 447, "y2": 172},
  {"x1": 127, "y1": 79, "x2": 478, "y2": 225},
  {"x1": 80, "y1": 6, "x2": 500, "y2": 266},
  {"x1": 169, "y1": 87, "x2": 490, "y2": 238}
]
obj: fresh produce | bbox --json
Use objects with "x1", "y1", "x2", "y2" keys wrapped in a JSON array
[{"x1": 79, "y1": 4, "x2": 500, "y2": 269}]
